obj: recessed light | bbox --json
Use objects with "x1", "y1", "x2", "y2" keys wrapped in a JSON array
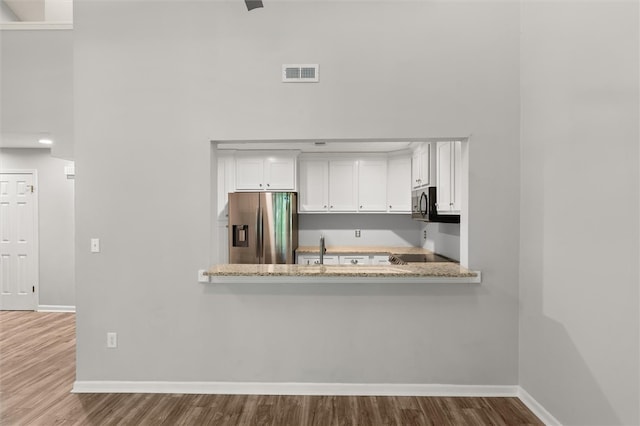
[{"x1": 38, "y1": 138, "x2": 53, "y2": 145}]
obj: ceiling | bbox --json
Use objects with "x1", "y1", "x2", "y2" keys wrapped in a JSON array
[
  {"x1": 0, "y1": 132, "x2": 53, "y2": 149},
  {"x1": 1, "y1": 0, "x2": 72, "y2": 22}
]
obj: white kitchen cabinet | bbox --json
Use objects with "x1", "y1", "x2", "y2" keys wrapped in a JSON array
[
  {"x1": 358, "y1": 159, "x2": 387, "y2": 212},
  {"x1": 371, "y1": 255, "x2": 391, "y2": 265},
  {"x1": 411, "y1": 143, "x2": 431, "y2": 189},
  {"x1": 339, "y1": 255, "x2": 371, "y2": 265},
  {"x1": 328, "y1": 160, "x2": 358, "y2": 212},
  {"x1": 298, "y1": 160, "x2": 329, "y2": 212},
  {"x1": 436, "y1": 141, "x2": 462, "y2": 214},
  {"x1": 235, "y1": 152, "x2": 297, "y2": 191},
  {"x1": 386, "y1": 155, "x2": 411, "y2": 213},
  {"x1": 297, "y1": 255, "x2": 339, "y2": 265}
]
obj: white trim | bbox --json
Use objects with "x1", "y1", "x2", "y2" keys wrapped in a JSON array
[
  {"x1": 37, "y1": 305, "x2": 75, "y2": 313},
  {"x1": 518, "y1": 387, "x2": 562, "y2": 426},
  {"x1": 72, "y1": 381, "x2": 518, "y2": 397},
  {"x1": 0, "y1": 22, "x2": 72, "y2": 30}
]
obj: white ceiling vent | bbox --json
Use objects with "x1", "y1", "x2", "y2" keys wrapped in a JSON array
[{"x1": 282, "y1": 64, "x2": 319, "y2": 83}]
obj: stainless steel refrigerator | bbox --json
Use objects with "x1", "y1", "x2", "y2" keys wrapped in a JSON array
[{"x1": 228, "y1": 192, "x2": 298, "y2": 264}]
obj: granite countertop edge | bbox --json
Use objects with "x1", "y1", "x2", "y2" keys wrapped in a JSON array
[{"x1": 206, "y1": 264, "x2": 478, "y2": 279}]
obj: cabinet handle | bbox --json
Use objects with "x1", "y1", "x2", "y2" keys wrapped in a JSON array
[
  {"x1": 360, "y1": 205, "x2": 363, "y2": 209},
  {"x1": 351, "y1": 259, "x2": 358, "y2": 264},
  {"x1": 259, "y1": 183, "x2": 263, "y2": 187},
  {"x1": 324, "y1": 205, "x2": 327, "y2": 208},
  {"x1": 267, "y1": 183, "x2": 270, "y2": 187},
  {"x1": 330, "y1": 205, "x2": 333, "y2": 209},
  {"x1": 389, "y1": 205, "x2": 392, "y2": 209}
]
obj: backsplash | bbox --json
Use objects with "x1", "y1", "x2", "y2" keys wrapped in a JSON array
[
  {"x1": 298, "y1": 214, "x2": 421, "y2": 247},
  {"x1": 421, "y1": 222, "x2": 460, "y2": 261},
  {"x1": 298, "y1": 214, "x2": 460, "y2": 261}
]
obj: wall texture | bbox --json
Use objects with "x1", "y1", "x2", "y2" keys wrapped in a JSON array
[
  {"x1": 74, "y1": 0, "x2": 521, "y2": 386},
  {"x1": 519, "y1": 2, "x2": 639, "y2": 425},
  {"x1": 0, "y1": 29, "x2": 73, "y2": 159},
  {"x1": 0, "y1": 148, "x2": 75, "y2": 307}
]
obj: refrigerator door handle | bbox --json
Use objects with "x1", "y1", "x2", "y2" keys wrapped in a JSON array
[{"x1": 256, "y1": 207, "x2": 262, "y2": 261}]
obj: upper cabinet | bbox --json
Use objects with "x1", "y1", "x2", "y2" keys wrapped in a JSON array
[
  {"x1": 387, "y1": 155, "x2": 411, "y2": 212},
  {"x1": 298, "y1": 154, "x2": 407, "y2": 214},
  {"x1": 358, "y1": 159, "x2": 387, "y2": 212},
  {"x1": 436, "y1": 141, "x2": 462, "y2": 214},
  {"x1": 235, "y1": 151, "x2": 297, "y2": 191},
  {"x1": 411, "y1": 143, "x2": 431, "y2": 189},
  {"x1": 298, "y1": 159, "x2": 329, "y2": 212},
  {"x1": 328, "y1": 160, "x2": 358, "y2": 212}
]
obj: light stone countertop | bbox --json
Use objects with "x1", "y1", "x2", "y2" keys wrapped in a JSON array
[{"x1": 206, "y1": 246, "x2": 480, "y2": 283}]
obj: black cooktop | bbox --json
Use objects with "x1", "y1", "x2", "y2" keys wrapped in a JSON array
[{"x1": 388, "y1": 253, "x2": 457, "y2": 264}]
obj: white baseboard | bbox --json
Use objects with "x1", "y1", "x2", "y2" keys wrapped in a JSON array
[
  {"x1": 72, "y1": 380, "x2": 518, "y2": 397},
  {"x1": 518, "y1": 387, "x2": 562, "y2": 426},
  {"x1": 37, "y1": 305, "x2": 76, "y2": 313}
]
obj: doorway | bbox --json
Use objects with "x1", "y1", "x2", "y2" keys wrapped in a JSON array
[{"x1": 0, "y1": 171, "x2": 38, "y2": 310}]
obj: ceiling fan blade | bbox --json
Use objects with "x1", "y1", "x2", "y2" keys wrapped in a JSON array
[{"x1": 245, "y1": 0, "x2": 263, "y2": 11}]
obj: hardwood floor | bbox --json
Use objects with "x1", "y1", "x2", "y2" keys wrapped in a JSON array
[{"x1": 0, "y1": 311, "x2": 543, "y2": 425}]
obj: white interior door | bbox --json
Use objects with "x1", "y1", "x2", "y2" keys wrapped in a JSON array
[{"x1": 0, "y1": 172, "x2": 38, "y2": 310}]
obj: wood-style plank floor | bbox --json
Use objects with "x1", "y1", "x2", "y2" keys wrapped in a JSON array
[{"x1": 0, "y1": 311, "x2": 543, "y2": 425}]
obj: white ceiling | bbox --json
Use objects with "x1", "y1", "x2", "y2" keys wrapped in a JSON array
[
  {"x1": 0, "y1": 132, "x2": 53, "y2": 149},
  {"x1": 2, "y1": 0, "x2": 72, "y2": 22}
]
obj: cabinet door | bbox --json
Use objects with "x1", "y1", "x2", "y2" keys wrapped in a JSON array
[
  {"x1": 235, "y1": 155, "x2": 265, "y2": 190},
  {"x1": 265, "y1": 155, "x2": 296, "y2": 190},
  {"x1": 358, "y1": 159, "x2": 387, "y2": 212},
  {"x1": 329, "y1": 160, "x2": 358, "y2": 212},
  {"x1": 339, "y1": 255, "x2": 370, "y2": 265},
  {"x1": 371, "y1": 255, "x2": 391, "y2": 265},
  {"x1": 418, "y1": 145, "x2": 430, "y2": 186},
  {"x1": 452, "y1": 141, "x2": 462, "y2": 212},
  {"x1": 411, "y1": 150, "x2": 422, "y2": 189},
  {"x1": 387, "y1": 156, "x2": 411, "y2": 212},
  {"x1": 436, "y1": 142, "x2": 453, "y2": 212},
  {"x1": 297, "y1": 255, "x2": 338, "y2": 265},
  {"x1": 299, "y1": 160, "x2": 329, "y2": 212}
]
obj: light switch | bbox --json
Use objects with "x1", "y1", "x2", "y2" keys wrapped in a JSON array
[{"x1": 91, "y1": 238, "x2": 100, "y2": 253}]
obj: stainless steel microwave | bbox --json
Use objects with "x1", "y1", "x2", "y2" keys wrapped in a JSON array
[{"x1": 411, "y1": 187, "x2": 460, "y2": 223}]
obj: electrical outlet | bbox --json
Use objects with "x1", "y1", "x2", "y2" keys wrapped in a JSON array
[
  {"x1": 107, "y1": 332, "x2": 117, "y2": 348},
  {"x1": 423, "y1": 230, "x2": 427, "y2": 239},
  {"x1": 197, "y1": 269, "x2": 209, "y2": 283},
  {"x1": 355, "y1": 229, "x2": 361, "y2": 238}
]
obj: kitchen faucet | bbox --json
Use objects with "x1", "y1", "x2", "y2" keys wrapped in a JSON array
[{"x1": 319, "y1": 235, "x2": 326, "y2": 265}]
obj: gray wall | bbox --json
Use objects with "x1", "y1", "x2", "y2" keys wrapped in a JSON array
[
  {"x1": 0, "y1": 29, "x2": 73, "y2": 159},
  {"x1": 519, "y1": 2, "x2": 639, "y2": 425},
  {"x1": 75, "y1": 1, "x2": 521, "y2": 385},
  {"x1": 0, "y1": 148, "x2": 75, "y2": 307}
]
